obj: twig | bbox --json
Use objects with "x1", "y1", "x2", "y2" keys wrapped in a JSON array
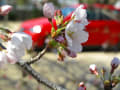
[
  {"x1": 17, "y1": 61, "x2": 66, "y2": 90},
  {"x1": 27, "y1": 45, "x2": 48, "y2": 65}
]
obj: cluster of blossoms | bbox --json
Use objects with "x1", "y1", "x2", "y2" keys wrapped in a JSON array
[
  {"x1": 0, "y1": 3, "x2": 89, "y2": 89},
  {"x1": 0, "y1": 3, "x2": 89, "y2": 65},
  {"x1": 88, "y1": 57, "x2": 120, "y2": 90},
  {"x1": 0, "y1": 32, "x2": 32, "y2": 66},
  {"x1": 43, "y1": 3, "x2": 89, "y2": 61},
  {"x1": 0, "y1": 4, "x2": 32, "y2": 66}
]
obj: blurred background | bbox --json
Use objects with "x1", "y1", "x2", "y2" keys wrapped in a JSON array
[
  {"x1": 0, "y1": 0, "x2": 120, "y2": 90},
  {"x1": 0, "y1": 0, "x2": 117, "y2": 20}
]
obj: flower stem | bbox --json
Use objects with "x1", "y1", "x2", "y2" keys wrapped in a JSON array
[{"x1": 56, "y1": 26, "x2": 66, "y2": 34}]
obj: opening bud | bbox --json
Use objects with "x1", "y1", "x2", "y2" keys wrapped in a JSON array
[
  {"x1": 89, "y1": 64, "x2": 99, "y2": 76},
  {"x1": 78, "y1": 82, "x2": 86, "y2": 90},
  {"x1": 111, "y1": 57, "x2": 120, "y2": 74},
  {"x1": 111, "y1": 57, "x2": 120, "y2": 69}
]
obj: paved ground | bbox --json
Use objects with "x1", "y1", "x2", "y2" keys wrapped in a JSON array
[
  {"x1": 0, "y1": 21, "x2": 21, "y2": 32},
  {"x1": 0, "y1": 22, "x2": 120, "y2": 90},
  {"x1": 0, "y1": 52, "x2": 120, "y2": 90}
]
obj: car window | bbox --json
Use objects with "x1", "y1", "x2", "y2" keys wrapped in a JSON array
[
  {"x1": 87, "y1": 9, "x2": 112, "y2": 20},
  {"x1": 62, "y1": 7, "x2": 116, "y2": 20}
]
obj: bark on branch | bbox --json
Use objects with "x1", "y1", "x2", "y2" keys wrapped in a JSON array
[
  {"x1": 26, "y1": 45, "x2": 48, "y2": 65},
  {"x1": 17, "y1": 61, "x2": 66, "y2": 90}
]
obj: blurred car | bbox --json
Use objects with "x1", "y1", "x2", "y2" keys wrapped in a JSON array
[{"x1": 20, "y1": 4, "x2": 120, "y2": 50}]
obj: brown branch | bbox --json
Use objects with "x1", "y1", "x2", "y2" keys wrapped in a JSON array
[
  {"x1": 26, "y1": 45, "x2": 48, "y2": 65},
  {"x1": 17, "y1": 61, "x2": 66, "y2": 90},
  {"x1": 17, "y1": 44, "x2": 66, "y2": 90}
]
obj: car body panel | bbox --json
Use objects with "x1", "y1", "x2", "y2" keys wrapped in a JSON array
[{"x1": 84, "y1": 20, "x2": 120, "y2": 46}]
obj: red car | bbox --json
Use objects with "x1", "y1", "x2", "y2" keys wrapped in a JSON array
[{"x1": 20, "y1": 4, "x2": 120, "y2": 50}]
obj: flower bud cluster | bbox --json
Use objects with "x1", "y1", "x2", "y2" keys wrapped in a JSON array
[
  {"x1": 43, "y1": 3, "x2": 89, "y2": 61},
  {"x1": 89, "y1": 57, "x2": 120, "y2": 90}
]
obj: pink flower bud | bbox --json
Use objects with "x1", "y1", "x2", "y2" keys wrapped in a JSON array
[
  {"x1": 43, "y1": 3, "x2": 55, "y2": 18},
  {"x1": 89, "y1": 64, "x2": 98, "y2": 76},
  {"x1": 78, "y1": 82, "x2": 86, "y2": 90},
  {"x1": 110, "y1": 57, "x2": 120, "y2": 74},
  {"x1": 0, "y1": 5, "x2": 12, "y2": 16},
  {"x1": 54, "y1": 10, "x2": 62, "y2": 16},
  {"x1": 55, "y1": 35, "x2": 65, "y2": 43},
  {"x1": 111, "y1": 57, "x2": 120, "y2": 69}
]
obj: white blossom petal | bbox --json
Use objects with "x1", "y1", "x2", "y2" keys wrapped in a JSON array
[
  {"x1": 7, "y1": 41, "x2": 25, "y2": 58},
  {"x1": 65, "y1": 21, "x2": 89, "y2": 52},
  {"x1": 11, "y1": 32, "x2": 32, "y2": 50},
  {"x1": 72, "y1": 5, "x2": 87, "y2": 19},
  {"x1": 0, "y1": 52, "x2": 8, "y2": 67},
  {"x1": 7, "y1": 53, "x2": 18, "y2": 64},
  {"x1": 68, "y1": 42, "x2": 83, "y2": 53}
]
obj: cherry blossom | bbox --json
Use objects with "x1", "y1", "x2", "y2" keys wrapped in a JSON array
[
  {"x1": 65, "y1": 21, "x2": 88, "y2": 53},
  {"x1": 6, "y1": 32, "x2": 32, "y2": 63},
  {"x1": 65, "y1": 5, "x2": 89, "y2": 53}
]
